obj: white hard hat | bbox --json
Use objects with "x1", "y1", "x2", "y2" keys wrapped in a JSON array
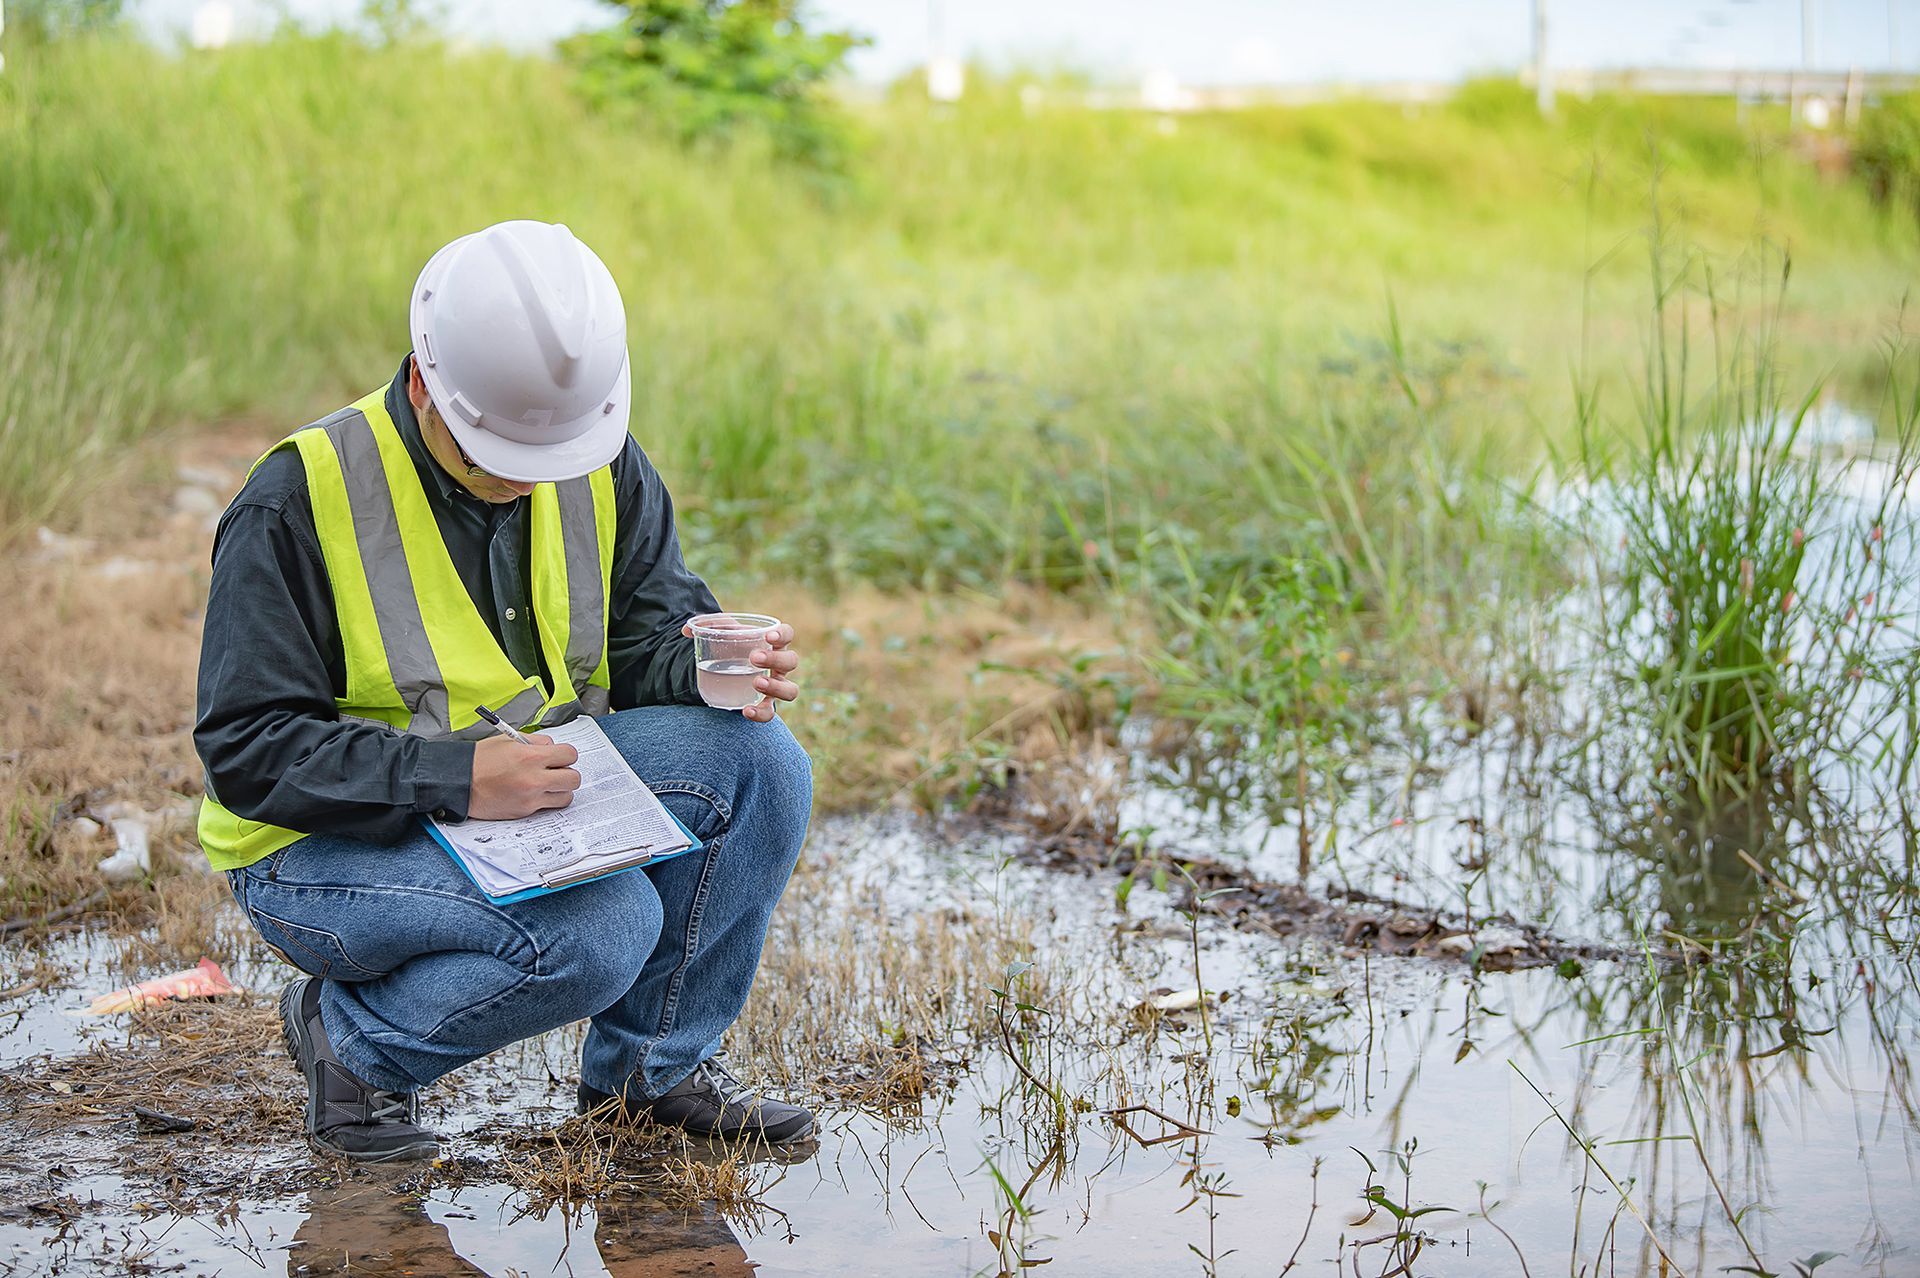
[{"x1": 409, "y1": 220, "x2": 631, "y2": 484}]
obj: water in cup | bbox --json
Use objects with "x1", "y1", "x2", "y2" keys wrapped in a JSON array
[
  {"x1": 688, "y1": 611, "x2": 780, "y2": 710},
  {"x1": 696, "y1": 658, "x2": 762, "y2": 709}
]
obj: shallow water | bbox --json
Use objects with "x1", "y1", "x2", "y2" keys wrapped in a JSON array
[{"x1": 2, "y1": 799, "x2": 1913, "y2": 1276}]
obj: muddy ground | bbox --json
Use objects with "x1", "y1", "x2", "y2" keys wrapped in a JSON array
[{"x1": 1, "y1": 425, "x2": 1914, "y2": 1277}]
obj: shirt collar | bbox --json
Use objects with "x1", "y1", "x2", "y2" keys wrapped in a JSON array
[{"x1": 388, "y1": 354, "x2": 470, "y2": 508}]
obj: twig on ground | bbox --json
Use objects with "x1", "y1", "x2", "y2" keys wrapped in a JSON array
[
  {"x1": 1, "y1": 890, "x2": 110, "y2": 940},
  {"x1": 1105, "y1": 1103, "x2": 1209, "y2": 1148}
]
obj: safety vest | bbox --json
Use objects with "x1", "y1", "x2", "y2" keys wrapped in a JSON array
[{"x1": 198, "y1": 388, "x2": 617, "y2": 871}]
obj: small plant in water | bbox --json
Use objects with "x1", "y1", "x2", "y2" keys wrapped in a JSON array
[
  {"x1": 1170, "y1": 861, "x2": 1239, "y2": 1054},
  {"x1": 989, "y1": 959, "x2": 1082, "y2": 1142},
  {"x1": 1153, "y1": 561, "x2": 1357, "y2": 877},
  {"x1": 1574, "y1": 233, "x2": 1920, "y2": 810},
  {"x1": 1345, "y1": 1140, "x2": 1454, "y2": 1276},
  {"x1": 1175, "y1": 1139, "x2": 1240, "y2": 1277}
]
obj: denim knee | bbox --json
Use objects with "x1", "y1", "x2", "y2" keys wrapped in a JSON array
[
  {"x1": 531, "y1": 886, "x2": 661, "y2": 1021},
  {"x1": 599, "y1": 705, "x2": 812, "y2": 845},
  {"x1": 731, "y1": 719, "x2": 813, "y2": 842}
]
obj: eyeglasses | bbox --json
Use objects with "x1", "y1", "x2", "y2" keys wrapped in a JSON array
[
  {"x1": 425, "y1": 402, "x2": 490, "y2": 478},
  {"x1": 452, "y1": 436, "x2": 489, "y2": 479}
]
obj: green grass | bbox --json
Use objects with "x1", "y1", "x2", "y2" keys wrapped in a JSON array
[
  {"x1": 0, "y1": 29, "x2": 1912, "y2": 555},
  {"x1": 2, "y1": 28, "x2": 1916, "y2": 814},
  {"x1": 1571, "y1": 227, "x2": 1920, "y2": 809}
]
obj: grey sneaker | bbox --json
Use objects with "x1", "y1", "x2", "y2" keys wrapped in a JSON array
[
  {"x1": 278, "y1": 978, "x2": 440, "y2": 1163},
  {"x1": 578, "y1": 1054, "x2": 816, "y2": 1145}
]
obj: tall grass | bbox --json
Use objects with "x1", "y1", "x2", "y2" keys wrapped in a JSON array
[
  {"x1": 6, "y1": 27, "x2": 1914, "y2": 840},
  {"x1": 0, "y1": 29, "x2": 1910, "y2": 551},
  {"x1": 0, "y1": 246, "x2": 153, "y2": 517},
  {"x1": 1574, "y1": 234, "x2": 1920, "y2": 809}
]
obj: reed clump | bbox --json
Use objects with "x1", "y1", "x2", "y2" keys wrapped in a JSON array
[{"x1": 1573, "y1": 237, "x2": 1920, "y2": 810}]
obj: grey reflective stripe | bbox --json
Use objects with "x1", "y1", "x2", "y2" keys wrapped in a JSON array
[
  {"x1": 533, "y1": 697, "x2": 583, "y2": 728},
  {"x1": 491, "y1": 683, "x2": 549, "y2": 733},
  {"x1": 444, "y1": 686, "x2": 555, "y2": 740},
  {"x1": 526, "y1": 683, "x2": 604, "y2": 730},
  {"x1": 318, "y1": 410, "x2": 454, "y2": 739},
  {"x1": 552, "y1": 477, "x2": 607, "y2": 699}
]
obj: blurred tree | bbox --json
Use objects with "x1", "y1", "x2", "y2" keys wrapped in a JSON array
[
  {"x1": 4, "y1": 0, "x2": 122, "y2": 43},
  {"x1": 562, "y1": 0, "x2": 866, "y2": 167},
  {"x1": 1857, "y1": 95, "x2": 1920, "y2": 228},
  {"x1": 359, "y1": 0, "x2": 441, "y2": 47}
]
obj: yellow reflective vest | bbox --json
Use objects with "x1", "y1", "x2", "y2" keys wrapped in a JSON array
[{"x1": 198, "y1": 388, "x2": 616, "y2": 871}]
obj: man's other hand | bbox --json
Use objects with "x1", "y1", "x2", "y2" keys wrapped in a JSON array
[
  {"x1": 681, "y1": 619, "x2": 801, "y2": 723},
  {"x1": 468, "y1": 735, "x2": 581, "y2": 820}
]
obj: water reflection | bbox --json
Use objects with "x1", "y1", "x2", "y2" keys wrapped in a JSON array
[
  {"x1": 1113, "y1": 718, "x2": 1919, "y2": 1271},
  {"x1": 289, "y1": 1174, "x2": 751, "y2": 1277},
  {"x1": 3, "y1": 790, "x2": 1913, "y2": 1275}
]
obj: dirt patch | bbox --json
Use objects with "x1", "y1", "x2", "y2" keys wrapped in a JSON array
[
  {"x1": 0, "y1": 418, "x2": 1139, "y2": 933},
  {"x1": 0, "y1": 423, "x2": 270, "y2": 933},
  {"x1": 0, "y1": 980, "x2": 812, "y2": 1233}
]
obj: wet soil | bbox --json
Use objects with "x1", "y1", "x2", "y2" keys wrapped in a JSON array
[
  {"x1": 1, "y1": 429, "x2": 1914, "y2": 1276},
  {"x1": 3, "y1": 803, "x2": 1914, "y2": 1277}
]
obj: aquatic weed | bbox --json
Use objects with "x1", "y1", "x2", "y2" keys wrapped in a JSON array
[{"x1": 1573, "y1": 231, "x2": 1920, "y2": 811}]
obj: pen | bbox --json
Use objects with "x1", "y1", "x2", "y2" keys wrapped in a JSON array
[{"x1": 474, "y1": 704, "x2": 536, "y2": 744}]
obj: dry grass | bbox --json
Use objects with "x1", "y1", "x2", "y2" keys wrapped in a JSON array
[
  {"x1": 114, "y1": 870, "x2": 254, "y2": 973},
  {"x1": 812, "y1": 1035, "x2": 947, "y2": 1120},
  {"x1": 0, "y1": 419, "x2": 1132, "y2": 926},
  {"x1": 749, "y1": 581, "x2": 1140, "y2": 813},
  {"x1": 501, "y1": 1109, "x2": 793, "y2": 1225},
  {"x1": 731, "y1": 838, "x2": 1067, "y2": 1101},
  {"x1": 0, "y1": 423, "x2": 263, "y2": 921},
  {"x1": 0, "y1": 991, "x2": 295, "y2": 1141}
]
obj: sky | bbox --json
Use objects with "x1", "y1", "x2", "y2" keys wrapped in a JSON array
[{"x1": 130, "y1": 0, "x2": 1912, "y2": 84}]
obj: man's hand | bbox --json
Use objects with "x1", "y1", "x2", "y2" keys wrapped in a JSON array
[
  {"x1": 468, "y1": 735, "x2": 581, "y2": 820},
  {"x1": 683, "y1": 618, "x2": 800, "y2": 723}
]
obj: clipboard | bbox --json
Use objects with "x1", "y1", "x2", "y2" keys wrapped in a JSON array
[{"x1": 422, "y1": 812, "x2": 702, "y2": 905}]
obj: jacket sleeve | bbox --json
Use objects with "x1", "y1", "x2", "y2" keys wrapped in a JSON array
[
  {"x1": 606, "y1": 442, "x2": 720, "y2": 710},
  {"x1": 192, "y1": 474, "x2": 475, "y2": 842}
]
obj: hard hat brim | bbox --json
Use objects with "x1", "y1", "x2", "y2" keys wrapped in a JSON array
[{"x1": 432, "y1": 358, "x2": 632, "y2": 485}]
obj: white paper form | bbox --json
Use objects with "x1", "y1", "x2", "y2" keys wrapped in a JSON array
[{"x1": 430, "y1": 716, "x2": 691, "y2": 895}]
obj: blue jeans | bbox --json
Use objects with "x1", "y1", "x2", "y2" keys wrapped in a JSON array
[{"x1": 225, "y1": 706, "x2": 812, "y2": 1098}]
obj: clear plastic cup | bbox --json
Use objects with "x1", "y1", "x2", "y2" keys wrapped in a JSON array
[{"x1": 688, "y1": 612, "x2": 780, "y2": 710}]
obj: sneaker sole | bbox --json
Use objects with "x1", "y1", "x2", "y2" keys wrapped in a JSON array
[
  {"x1": 307, "y1": 1134, "x2": 443, "y2": 1163},
  {"x1": 576, "y1": 1092, "x2": 817, "y2": 1147},
  {"x1": 278, "y1": 979, "x2": 440, "y2": 1164},
  {"x1": 277, "y1": 978, "x2": 323, "y2": 1137}
]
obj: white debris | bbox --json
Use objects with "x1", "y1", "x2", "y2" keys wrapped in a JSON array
[
  {"x1": 97, "y1": 814, "x2": 152, "y2": 884},
  {"x1": 68, "y1": 816, "x2": 103, "y2": 839},
  {"x1": 1146, "y1": 988, "x2": 1204, "y2": 1012},
  {"x1": 1476, "y1": 926, "x2": 1531, "y2": 955},
  {"x1": 1437, "y1": 927, "x2": 1530, "y2": 957},
  {"x1": 33, "y1": 526, "x2": 93, "y2": 561}
]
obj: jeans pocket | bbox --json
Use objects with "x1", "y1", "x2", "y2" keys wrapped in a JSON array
[{"x1": 246, "y1": 904, "x2": 382, "y2": 982}]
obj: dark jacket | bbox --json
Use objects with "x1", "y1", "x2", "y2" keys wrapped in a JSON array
[{"x1": 192, "y1": 357, "x2": 719, "y2": 843}]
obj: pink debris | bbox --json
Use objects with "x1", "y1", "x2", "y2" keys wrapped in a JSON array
[{"x1": 87, "y1": 958, "x2": 238, "y2": 1014}]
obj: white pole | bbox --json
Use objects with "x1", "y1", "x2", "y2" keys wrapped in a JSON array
[{"x1": 1533, "y1": 0, "x2": 1553, "y2": 115}]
